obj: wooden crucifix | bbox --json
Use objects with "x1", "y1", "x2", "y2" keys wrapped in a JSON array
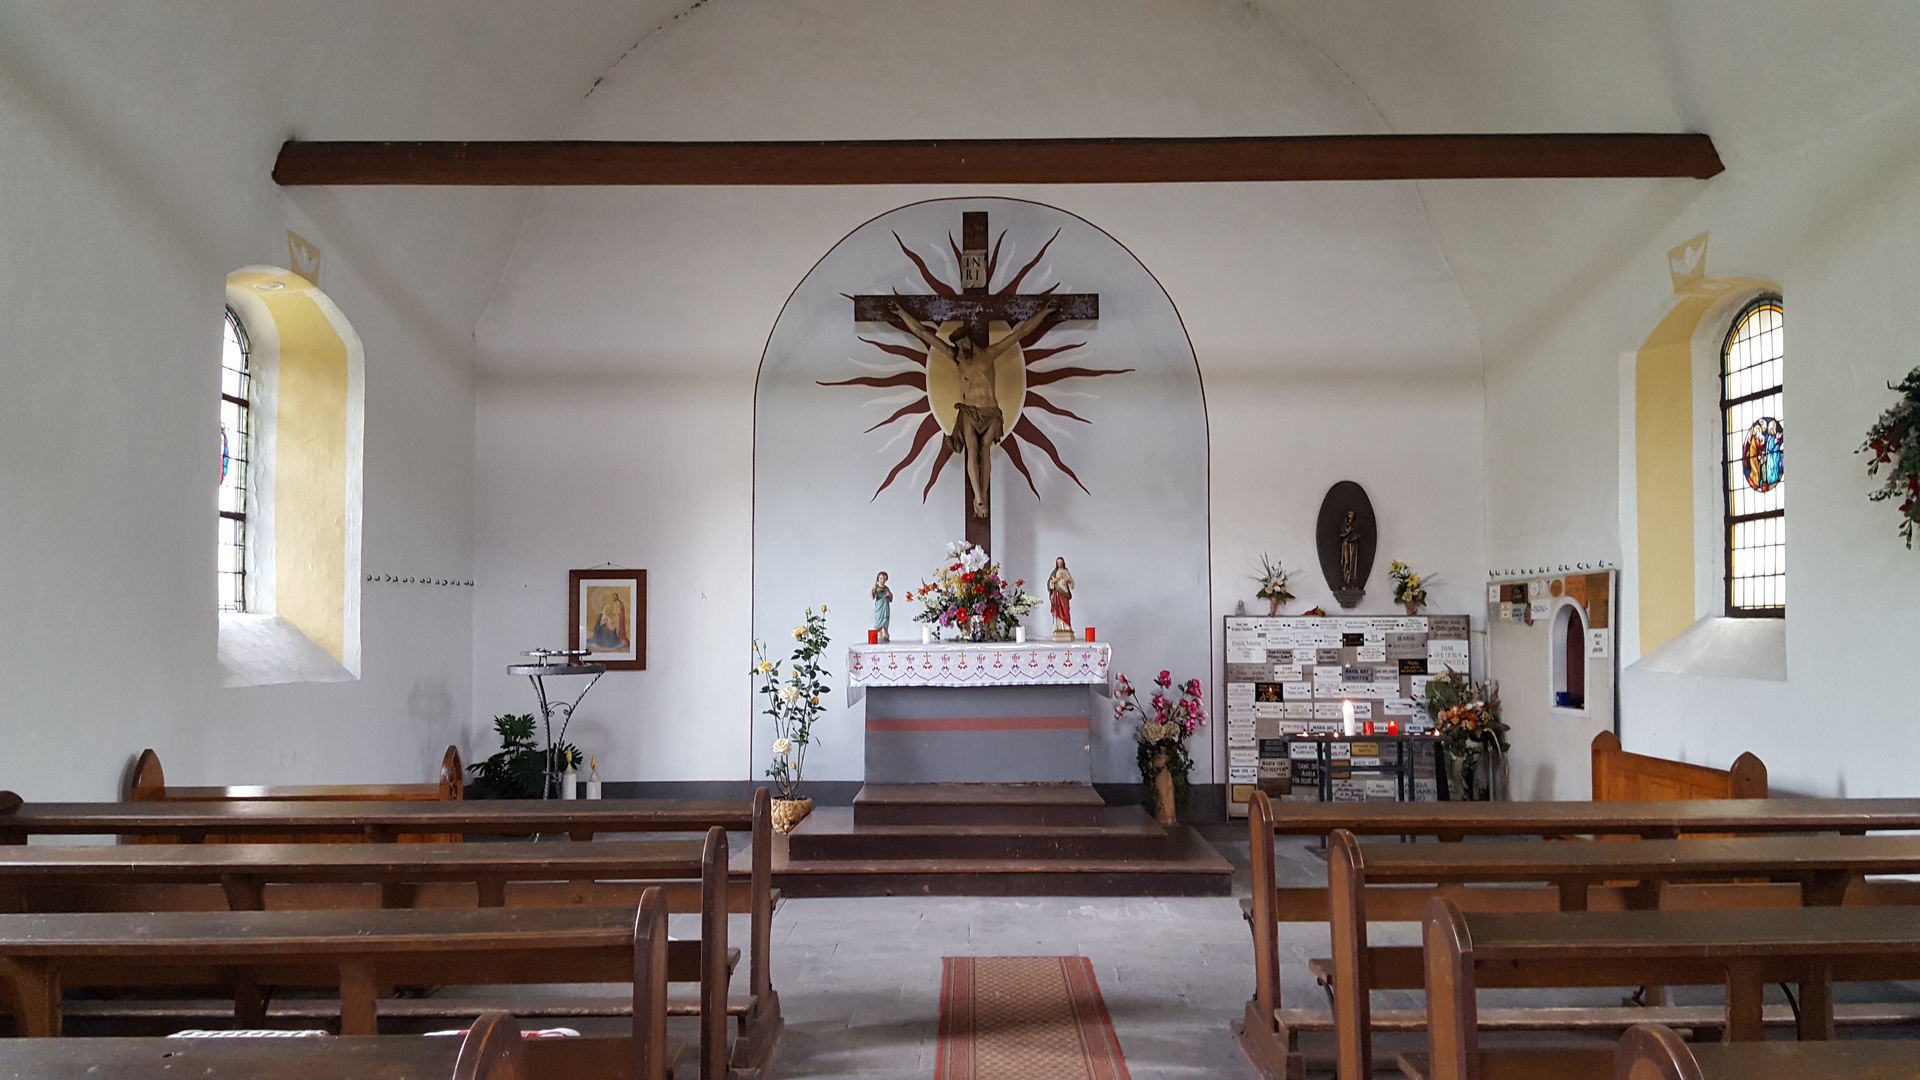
[{"x1": 852, "y1": 211, "x2": 1098, "y2": 554}]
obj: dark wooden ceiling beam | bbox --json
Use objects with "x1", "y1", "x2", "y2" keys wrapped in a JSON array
[{"x1": 273, "y1": 133, "x2": 1722, "y2": 186}]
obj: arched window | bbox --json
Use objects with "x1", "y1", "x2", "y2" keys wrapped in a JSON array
[
  {"x1": 1721, "y1": 298, "x2": 1785, "y2": 616},
  {"x1": 218, "y1": 308, "x2": 252, "y2": 611}
]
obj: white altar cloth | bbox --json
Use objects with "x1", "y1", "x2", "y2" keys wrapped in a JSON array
[{"x1": 847, "y1": 642, "x2": 1111, "y2": 690}]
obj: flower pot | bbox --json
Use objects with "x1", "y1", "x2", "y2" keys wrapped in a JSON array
[
  {"x1": 770, "y1": 797, "x2": 813, "y2": 834},
  {"x1": 1151, "y1": 753, "x2": 1178, "y2": 825},
  {"x1": 1266, "y1": 597, "x2": 1283, "y2": 616},
  {"x1": 1404, "y1": 602, "x2": 1421, "y2": 616}
]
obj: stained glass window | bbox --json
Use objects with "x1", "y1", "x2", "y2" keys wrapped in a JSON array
[
  {"x1": 1721, "y1": 299, "x2": 1784, "y2": 616},
  {"x1": 218, "y1": 308, "x2": 250, "y2": 611}
]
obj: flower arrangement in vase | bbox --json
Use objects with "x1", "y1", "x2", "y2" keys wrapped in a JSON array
[
  {"x1": 1388, "y1": 561, "x2": 1429, "y2": 614},
  {"x1": 1862, "y1": 366, "x2": 1920, "y2": 546},
  {"x1": 906, "y1": 541, "x2": 1042, "y2": 642},
  {"x1": 752, "y1": 606, "x2": 829, "y2": 832},
  {"x1": 1252, "y1": 553, "x2": 1294, "y2": 616},
  {"x1": 1420, "y1": 668, "x2": 1506, "y2": 800},
  {"x1": 1115, "y1": 671, "x2": 1207, "y2": 824}
]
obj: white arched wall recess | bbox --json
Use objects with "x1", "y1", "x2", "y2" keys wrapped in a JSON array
[
  {"x1": 751, "y1": 197, "x2": 1210, "y2": 785},
  {"x1": 218, "y1": 266, "x2": 364, "y2": 687}
]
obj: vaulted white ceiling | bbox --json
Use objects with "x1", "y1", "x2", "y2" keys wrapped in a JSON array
[{"x1": 8, "y1": 0, "x2": 1916, "y2": 372}]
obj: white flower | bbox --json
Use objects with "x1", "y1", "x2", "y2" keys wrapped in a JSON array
[
  {"x1": 960, "y1": 546, "x2": 989, "y2": 572},
  {"x1": 792, "y1": 625, "x2": 805, "y2": 640},
  {"x1": 778, "y1": 685, "x2": 801, "y2": 703},
  {"x1": 772, "y1": 737, "x2": 792, "y2": 756},
  {"x1": 945, "y1": 540, "x2": 969, "y2": 557}
]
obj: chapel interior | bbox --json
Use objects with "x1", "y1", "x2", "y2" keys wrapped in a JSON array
[{"x1": 6, "y1": 3, "x2": 1920, "y2": 1079}]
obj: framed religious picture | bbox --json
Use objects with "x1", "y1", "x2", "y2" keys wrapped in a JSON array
[{"x1": 569, "y1": 569, "x2": 646, "y2": 671}]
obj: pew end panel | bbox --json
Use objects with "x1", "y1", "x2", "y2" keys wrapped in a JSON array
[
  {"x1": 1590, "y1": 732, "x2": 1766, "y2": 804},
  {"x1": 454, "y1": 1010, "x2": 526, "y2": 1080}
]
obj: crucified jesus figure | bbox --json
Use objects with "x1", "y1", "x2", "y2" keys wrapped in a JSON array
[{"x1": 893, "y1": 302, "x2": 1055, "y2": 519}]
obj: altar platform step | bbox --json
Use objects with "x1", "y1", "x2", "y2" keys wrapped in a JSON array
[
  {"x1": 790, "y1": 806, "x2": 1167, "y2": 861},
  {"x1": 852, "y1": 783, "x2": 1106, "y2": 827},
  {"x1": 746, "y1": 809, "x2": 1232, "y2": 897}
]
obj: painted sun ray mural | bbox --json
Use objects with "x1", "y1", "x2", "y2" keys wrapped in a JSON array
[{"x1": 819, "y1": 221, "x2": 1133, "y2": 506}]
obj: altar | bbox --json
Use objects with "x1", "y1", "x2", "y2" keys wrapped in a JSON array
[{"x1": 847, "y1": 642, "x2": 1112, "y2": 784}]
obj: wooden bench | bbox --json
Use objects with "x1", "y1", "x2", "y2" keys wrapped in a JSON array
[
  {"x1": 1616, "y1": 1022, "x2": 1920, "y2": 1080},
  {"x1": 0, "y1": 884, "x2": 707, "y2": 1080},
  {"x1": 1318, "y1": 829, "x2": 1920, "y2": 1080},
  {"x1": 2, "y1": 796, "x2": 755, "y2": 845},
  {"x1": 0, "y1": 1010, "x2": 563, "y2": 1080},
  {"x1": 0, "y1": 896, "x2": 683, "y2": 1074},
  {"x1": 1420, "y1": 899, "x2": 1920, "y2": 1080},
  {"x1": 0, "y1": 791, "x2": 783, "y2": 1077},
  {"x1": 1591, "y1": 732, "x2": 1766, "y2": 803},
  {"x1": 125, "y1": 747, "x2": 465, "y2": 844},
  {"x1": 1234, "y1": 784, "x2": 1920, "y2": 1080}
]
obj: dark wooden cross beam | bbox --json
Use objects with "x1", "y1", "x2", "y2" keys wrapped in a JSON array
[
  {"x1": 852, "y1": 212, "x2": 1097, "y2": 554},
  {"x1": 272, "y1": 133, "x2": 1724, "y2": 185}
]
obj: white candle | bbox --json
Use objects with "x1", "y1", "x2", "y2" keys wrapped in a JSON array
[
  {"x1": 1015, "y1": 626, "x2": 1026, "y2": 643},
  {"x1": 586, "y1": 759, "x2": 602, "y2": 800},
  {"x1": 1342, "y1": 699, "x2": 1356, "y2": 737},
  {"x1": 921, "y1": 627, "x2": 932, "y2": 644},
  {"x1": 561, "y1": 765, "x2": 578, "y2": 800}
]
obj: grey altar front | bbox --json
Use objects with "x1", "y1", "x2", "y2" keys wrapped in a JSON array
[{"x1": 846, "y1": 643, "x2": 1112, "y2": 785}]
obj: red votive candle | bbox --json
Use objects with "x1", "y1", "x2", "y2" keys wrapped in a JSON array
[
  {"x1": 867, "y1": 629, "x2": 878, "y2": 644},
  {"x1": 1388, "y1": 720, "x2": 1400, "y2": 735},
  {"x1": 1364, "y1": 721, "x2": 1375, "y2": 736},
  {"x1": 1084, "y1": 627, "x2": 1096, "y2": 642}
]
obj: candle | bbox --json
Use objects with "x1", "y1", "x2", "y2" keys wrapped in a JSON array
[
  {"x1": 1015, "y1": 626, "x2": 1026, "y2": 643},
  {"x1": 1084, "y1": 627, "x2": 1096, "y2": 642},
  {"x1": 1342, "y1": 699, "x2": 1356, "y2": 737},
  {"x1": 921, "y1": 627, "x2": 932, "y2": 644},
  {"x1": 586, "y1": 758, "x2": 602, "y2": 800},
  {"x1": 868, "y1": 629, "x2": 879, "y2": 644},
  {"x1": 1388, "y1": 720, "x2": 1399, "y2": 736},
  {"x1": 561, "y1": 764, "x2": 578, "y2": 800}
]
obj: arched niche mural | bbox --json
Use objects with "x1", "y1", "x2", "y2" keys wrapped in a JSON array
[{"x1": 752, "y1": 198, "x2": 1209, "y2": 785}]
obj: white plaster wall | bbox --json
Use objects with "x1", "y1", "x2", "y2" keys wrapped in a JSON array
[
  {"x1": 471, "y1": 0, "x2": 1487, "y2": 785},
  {"x1": 1483, "y1": 83, "x2": 1920, "y2": 797},
  {"x1": 0, "y1": 3, "x2": 664, "y2": 797}
]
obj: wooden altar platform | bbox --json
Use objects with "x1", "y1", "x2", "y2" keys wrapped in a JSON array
[{"x1": 732, "y1": 784, "x2": 1233, "y2": 897}]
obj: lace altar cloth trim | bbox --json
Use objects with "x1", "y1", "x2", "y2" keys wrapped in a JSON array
[{"x1": 847, "y1": 643, "x2": 1111, "y2": 689}]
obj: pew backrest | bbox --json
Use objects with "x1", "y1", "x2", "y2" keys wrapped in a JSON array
[
  {"x1": 1591, "y1": 731, "x2": 1765, "y2": 802},
  {"x1": 127, "y1": 746, "x2": 464, "y2": 803}
]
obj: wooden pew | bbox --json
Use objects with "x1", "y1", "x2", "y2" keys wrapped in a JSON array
[
  {"x1": 1616, "y1": 1022, "x2": 1920, "y2": 1080},
  {"x1": 1321, "y1": 829, "x2": 1920, "y2": 1080},
  {"x1": 2, "y1": 797, "x2": 755, "y2": 845},
  {"x1": 1235, "y1": 784, "x2": 1920, "y2": 1080},
  {"x1": 0, "y1": 799, "x2": 780, "y2": 1079},
  {"x1": 125, "y1": 747, "x2": 464, "y2": 844},
  {"x1": 0, "y1": 878, "x2": 707, "y2": 1078},
  {"x1": 0, "y1": 1010, "x2": 548, "y2": 1080},
  {"x1": 1420, "y1": 899, "x2": 1920, "y2": 1080},
  {"x1": 1591, "y1": 731, "x2": 1766, "y2": 803}
]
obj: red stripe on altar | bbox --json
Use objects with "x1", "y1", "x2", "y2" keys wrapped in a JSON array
[{"x1": 865, "y1": 715, "x2": 1089, "y2": 732}]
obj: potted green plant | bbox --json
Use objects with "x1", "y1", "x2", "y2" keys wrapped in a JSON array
[{"x1": 467, "y1": 714, "x2": 580, "y2": 800}]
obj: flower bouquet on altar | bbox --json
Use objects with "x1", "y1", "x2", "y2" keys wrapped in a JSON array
[
  {"x1": 1420, "y1": 668, "x2": 1506, "y2": 800},
  {"x1": 752, "y1": 606, "x2": 829, "y2": 832},
  {"x1": 1115, "y1": 671, "x2": 1206, "y2": 824},
  {"x1": 907, "y1": 541, "x2": 1042, "y2": 642}
]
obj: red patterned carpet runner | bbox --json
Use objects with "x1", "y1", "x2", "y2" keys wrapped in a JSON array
[{"x1": 936, "y1": 956, "x2": 1131, "y2": 1080}]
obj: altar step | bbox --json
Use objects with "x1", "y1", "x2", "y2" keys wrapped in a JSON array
[
  {"x1": 853, "y1": 782, "x2": 1107, "y2": 827},
  {"x1": 789, "y1": 807, "x2": 1168, "y2": 861},
  {"x1": 744, "y1": 784, "x2": 1234, "y2": 897}
]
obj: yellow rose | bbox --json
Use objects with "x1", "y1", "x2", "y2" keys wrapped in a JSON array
[
  {"x1": 757, "y1": 660, "x2": 774, "y2": 674},
  {"x1": 772, "y1": 737, "x2": 792, "y2": 755},
  {"x1": 792, "y1": 626, "x2": 805, "y2": 640}
]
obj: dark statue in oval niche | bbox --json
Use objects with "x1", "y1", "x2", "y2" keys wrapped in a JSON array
[{"x1": 1316, "y1": 481, "x2": 1377, "y2": 609}]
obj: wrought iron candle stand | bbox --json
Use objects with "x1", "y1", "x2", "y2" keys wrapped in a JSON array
[{"x1": 507, "y1": 648, "x2": 606, "y2": 800}]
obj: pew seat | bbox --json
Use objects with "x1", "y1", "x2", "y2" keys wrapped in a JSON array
[{"x1": 1617, "y1": 1022, "x2": 1920, "y2": 1080}]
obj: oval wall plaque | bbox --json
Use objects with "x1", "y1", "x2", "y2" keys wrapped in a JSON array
[{"x1": 1315, "y1": 481, "x2": 1376, "y2": 609}]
